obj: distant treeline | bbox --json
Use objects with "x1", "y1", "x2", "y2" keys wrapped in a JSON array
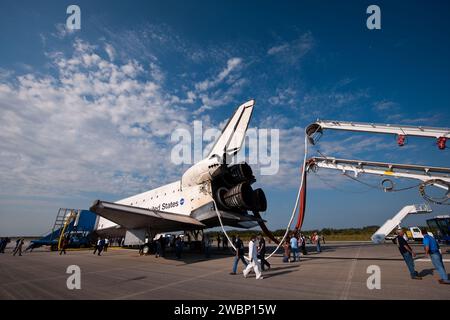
[{"x1": 206, "y1": 226, "x2": 380, "y2": 239}]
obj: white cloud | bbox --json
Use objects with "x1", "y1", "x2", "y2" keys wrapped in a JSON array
[
  {"x1": 105, "y1": 43, "x2": 116, "y2": 61},
  {"x1": 195, "y1": 57, "x2": 242, "y2": 92},
  {"x1": 257, "y1": 126, "x2": 305, "y2": 188},
  {"x1": 193, "y1": 58, "x2": 246, "y2": 114},
  {"x1": 298, "y1": 87, "x2": 369, "y2": 120},
  {"x1": 267, "y1": 32, "x2": 314, "y2": 65},
  {"x1": 52, "y1": 23, "x2": 77, "y2": 39},
  {"x1": 0, "y1": 68, "x2": 14, "y2": 81},
  {"x1": 268, "y1": 87, "x2": 297, "y2": 107},
  {"x1": 267, "y1": 44, "x2": 289, "y2": 55},
  {"x1": 373, "y1": 100, "x2": 398, "y2": 111},
  {"x1": 0, "y1": 40, "x2": 190, "y2": 199},
  {"x1": 314, "y1": 136, "x2": 392, "y2": 159}
]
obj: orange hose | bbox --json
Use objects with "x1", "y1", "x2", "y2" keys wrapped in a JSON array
[{"x1": 295, "y1": 167, "x2": 307, "y2": 231}]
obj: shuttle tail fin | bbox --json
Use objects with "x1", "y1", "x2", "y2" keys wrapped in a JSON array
[{"x1": 207, "y1": 99, "x2": 255, "y2": 163}]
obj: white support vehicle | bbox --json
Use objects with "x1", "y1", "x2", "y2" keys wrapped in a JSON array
[
  {"x1": 405, "y1": 226, "x2": 434, "y2": 242},
  {"x1": 405, "y1": 227, "x2": 424, "y2": 241}
]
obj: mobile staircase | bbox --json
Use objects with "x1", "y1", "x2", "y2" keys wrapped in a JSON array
[{"x1": 31, "y1": 208, "x2": 97, "y2": 250}]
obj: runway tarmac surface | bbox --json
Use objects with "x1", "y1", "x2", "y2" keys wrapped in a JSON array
[{"x1": 1, "y1": 242, "x2": 449, "y2": 300}]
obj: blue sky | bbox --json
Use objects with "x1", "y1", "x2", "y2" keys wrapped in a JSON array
[{"x1": 0, "y1": 0, "x2": 449, "y2": 235}]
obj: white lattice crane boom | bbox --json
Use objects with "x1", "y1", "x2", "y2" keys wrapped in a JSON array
[
  {"x1": 306, "y1": 120, "x2": 449, "y2": 149},
  {"x1": 307, "y1": 156, "x2": 450, "y2": 190}
]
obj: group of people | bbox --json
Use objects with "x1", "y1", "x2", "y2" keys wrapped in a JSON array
[
  {"x1": 3, "y1": 228, "x2": 449, "y2": 286},
  {"x1": 397, "y1": 228, "x2": 450, "y2": 284},
  {"x1": 227, "y1": 231, "x2": 326, "y2": 279},
  {"x1": 215, "y1": 234, "x2": 229, "y2": 250},
  {"x1": 2, "y1": 235, "x2": 114, "y2": 256},
  {"x1": 92, "y1": 238, "x2": 109, "y2": 256},
  {"x1": 230, "y1": 234, "x2": 270, "y2": 280},
  {"x1": 0, "y1": 237, "x2": 25, "y2": 256},
  {"x1": 138, "y1": 235, "x2": 187, "y2": 259},
  {"x1": 282, "y1": 232, "x2": 323, "y2": 263},
  {"x1": 156, "y1": 234, "x2": 185, "y2": 258}
]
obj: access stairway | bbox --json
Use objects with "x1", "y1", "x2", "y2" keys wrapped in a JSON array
[{"x1": 31, "y1": 208, "x2": 97, "y2": 250}]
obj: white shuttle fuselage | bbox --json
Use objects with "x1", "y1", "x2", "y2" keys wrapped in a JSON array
[{"x1": 92, "y1": 100, "x2": 268, "y2": 243}]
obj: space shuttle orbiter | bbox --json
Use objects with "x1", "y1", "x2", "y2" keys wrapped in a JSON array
[{"x1": 91, "y1": 100, "x2": 268, "y2": 244}]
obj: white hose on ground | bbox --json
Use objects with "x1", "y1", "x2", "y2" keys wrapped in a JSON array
[
  {"x1": 212, "y1": 198, "x2": 250, "y2": 262},
  {"x1": 212, "y1": 131, "x2": 309, "y2": 261}
]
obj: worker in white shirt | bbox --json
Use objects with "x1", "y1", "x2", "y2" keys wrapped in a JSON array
[
  {"x1": 243, "y1": 235, "x2": 263, "y2": 280},
  {"x1": 93, "y1": 238, "x2": 101, "y2": 255},
  {"x1": 103, "y1": 238, "x2": 109, "y2": 252}
]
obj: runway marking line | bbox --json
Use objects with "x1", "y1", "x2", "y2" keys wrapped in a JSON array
[
  {"x1": 339, "y1": 245, "x2": 361, "y2": 300},
  {"x1": 416, "y1": 259, "x2": 450, "y2": 262}
]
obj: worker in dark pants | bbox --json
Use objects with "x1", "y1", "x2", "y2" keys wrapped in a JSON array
[
  {"x1": 290, "y1": 234, "x2": 299, "y2": 261},
  {"x1": 421, "y1": 229, "x2": 450, "y2": 284},
  {"x1": 160, "y1": 236, "x2": 166, "y2": 257},
  {"x1": 216, "y1": 234, "x2": 221, "y2": 250},
  {"x1": 59, "y1": 237, "x2": 69, "y2": 255},
  {"x1": 396, "y1": 229, "x2": 421, "y2": 280},
  {"x1": 13, "y1": 238, "x2": 21, "y2": 252},
  {"x1": 0, "y1": 237, "x2": 10, "y2": 253},
  {"x1": 300, "y1": 233, "x2": 307, "y2": 255},
  {"x1": 203, "y1": 234, "x2": 211, "y2": 258},
  {"x1": 175, "y1": 236, "x2": 183, "y2": 259},
  {"x1": 155, "y1": 236, "x2": 162, "y2": 258},
  {"x1": 258, "y1": 235, "x2": 271, "y2": 271},
  {"x1": 13, "y1": 238, "x2": 24, "y2": 256},
  {"x1": 93, "y1": 238, "x2": 101, "y2": 255},
  {"x1": 96, "y1": 238, "x2": 105, "y2": 256},
  {"x1": 223, "y1": 236, "x2": 228, "y2": 251},
  {"x1": 230, "y1": 235, "x2": 247, "y2": 274},
  {"x1": 103, "y1": 238, "x2": 109, "y2": 252}
]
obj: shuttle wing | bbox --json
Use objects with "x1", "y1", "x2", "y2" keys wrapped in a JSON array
[
  {"x1": 90, "y1": 200, "x2": 205, "y2": 232},
  {"x1": 207, "y1": 99, "x2": 254, "y2": 160}
]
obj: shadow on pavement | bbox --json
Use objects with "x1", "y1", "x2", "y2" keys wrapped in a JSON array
[{"x1": 418, "y1": 268, "x2": 434, "y2": 277}]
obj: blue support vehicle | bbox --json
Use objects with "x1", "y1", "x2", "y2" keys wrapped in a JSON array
[
  {"x1": 30, "y1": 208, "x2": 97, "y2": 251},
  {"x1": 426, "y1": 215, "x2": 450, "y2": 244}
]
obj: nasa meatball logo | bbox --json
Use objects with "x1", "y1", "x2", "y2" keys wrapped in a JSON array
[{"x1": 180, "y1": 198, "x2": 185, "y2": 205}]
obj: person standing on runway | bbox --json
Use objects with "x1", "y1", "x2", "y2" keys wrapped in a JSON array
[
  {"x1": 230, "y1": 235, "x2": 247, "y2": 275},
  {"x1": 243, "y1": 235, "x2": 263, "y2": 280},
  {"x1": 258, "y1": 234, "x2": 271, "y2": 271}
]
